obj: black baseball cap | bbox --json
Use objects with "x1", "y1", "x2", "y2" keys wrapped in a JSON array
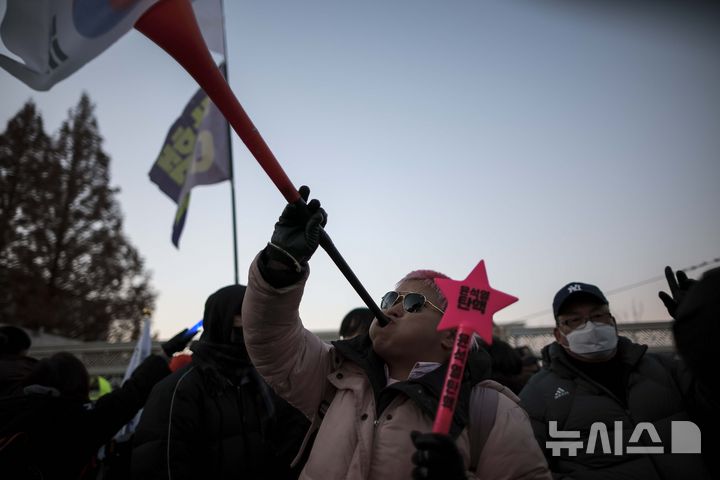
[{"x1": 553, "y1": 282, "x2": 608, "y2": 318}]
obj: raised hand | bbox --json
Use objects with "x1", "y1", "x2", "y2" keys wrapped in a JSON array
[
  {"x1": 658, "y1": 266, "x2": 696, "y2": 318},
  {"x1": 267, "y1": 185, "x2": 328, "y2": 271}
]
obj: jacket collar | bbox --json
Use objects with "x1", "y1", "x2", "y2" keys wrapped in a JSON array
[
  {"x1": 332, "y1": 334, "x2": 492, "y2": 388},
  {"x1": 385, "y1": 362, "x2": 441, "y2": 385},
  {"x1": 332, "y1": 334, "x2": 387, "y2": 398},
  {"x1": 332, "y1": 334, "x2": 492, "y2": 437}
]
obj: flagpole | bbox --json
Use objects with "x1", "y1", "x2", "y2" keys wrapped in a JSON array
[
  {"x1": 219, "y1": 0, "x2": 239, "y2": 285},
  {"x1": 226, "y1": 65, "x2": 239, "y2": 285}
]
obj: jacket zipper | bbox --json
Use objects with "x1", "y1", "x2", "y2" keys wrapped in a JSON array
[{"x1": 561, "y1": 359, "x2": 664, "y2": 478}]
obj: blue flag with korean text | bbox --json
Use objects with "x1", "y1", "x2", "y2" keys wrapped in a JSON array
[
  {"x1": 148, "y1": 71, "x2": 230, "y2": 247},
  {"x1": 147, "y1": 0, "x2": 228, "y2": 247}
]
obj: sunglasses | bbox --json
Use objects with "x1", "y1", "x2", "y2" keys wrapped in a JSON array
[{"x1": 380, "y1": 291, "x2": 445, "y2": 315}]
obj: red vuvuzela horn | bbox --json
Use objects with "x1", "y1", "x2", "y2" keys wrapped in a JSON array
[
  {"x1": 135, "y1": 0, "x2": 299, "y2": 203},
  {"x1": 135, "y1": 0, "x2": 390, "y2": 327}
]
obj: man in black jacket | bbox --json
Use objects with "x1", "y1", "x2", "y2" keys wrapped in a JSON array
[
  {"x1": 131, "y1": 284, "x2": 309, "y2": 480},
  {"x1": 519, "y1": 272, "x2": 716, "y2": 480}
]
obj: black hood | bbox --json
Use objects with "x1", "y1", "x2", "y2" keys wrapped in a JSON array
[{"x1": 199, "y1": 284, "x2": 246, "y2": 346}]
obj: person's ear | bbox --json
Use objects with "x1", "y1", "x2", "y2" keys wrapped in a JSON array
[{"x1": 554, "y1": 326, "x2": 567, "y2": 346}]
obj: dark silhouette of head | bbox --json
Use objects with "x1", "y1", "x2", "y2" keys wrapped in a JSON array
[
  {"x1": 199, "y1": 284, "x2": 247, "y2": 345},
  {"x1": 485, "y1": 336, "x2": 522, "y2": 377},
  {"x1": 477, "y1": 336, "x2": 525, "y2": 393},
  {"x1": 0, "y1": 325, "x2": 32, "y2": 355},
  {"x1": 339, "y1": 308, "x2": 374, "y2": 340},
  {"x1": 24, "y1": 352, "x2": 90, "y2": 402}
]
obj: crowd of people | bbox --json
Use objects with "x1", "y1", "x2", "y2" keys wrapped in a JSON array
[{"x1": 0, "y1": 187, "x2": 717, "y2": 479}]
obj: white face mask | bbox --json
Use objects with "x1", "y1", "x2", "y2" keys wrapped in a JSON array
[{"x1": 562, "y1": 321, "x2": 618, "y2": 360}]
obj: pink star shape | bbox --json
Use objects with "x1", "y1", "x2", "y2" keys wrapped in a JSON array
[{"x1": 434, "y1": 260, "x2": 518, "y2": 344}]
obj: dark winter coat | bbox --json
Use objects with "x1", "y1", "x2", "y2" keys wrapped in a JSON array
[
  {"x1": 131, "y1": 358, "x2": 309, "y2": 480},
  {"x1": 131, "y1": 284, "x2": 309, "y2": 480},
  {"x1": 519, "y1": 337, "x2": 715, "y2": 480},
  {"x1": 0, "y1": 355, "x2": 170, "y2": 480},
  {"x1": 0, "y1": 353, "x2": 36, "y2": 396}
]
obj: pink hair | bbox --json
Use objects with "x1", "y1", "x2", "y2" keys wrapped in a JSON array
[{"x1": 396, "y1": 270, "x2": 450, "y2": 309}]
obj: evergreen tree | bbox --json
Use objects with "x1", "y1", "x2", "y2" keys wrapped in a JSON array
[{"x1": 0, "y1": 95, "x2": 155, "y2": 341}]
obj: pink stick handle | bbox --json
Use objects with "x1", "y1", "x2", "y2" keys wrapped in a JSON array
[
  {"x1": 135, "y1": 0, "x2": 300, "y2": 203},
  {"x1": 432, "y1": 324, "x2": 475, "y2": 434}
]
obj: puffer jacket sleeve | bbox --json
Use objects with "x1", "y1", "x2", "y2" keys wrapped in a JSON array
[
  {"x1": 475, "y1": 385, "x2": 552, "y2": 480},
  {"x1": 519, "y1": 376, "x2": 556, "y2": 464},
  {"x1": 654, "y1": 352, "x2": 719, "y2": 419},
  {"x1": 87, "y1": 355, "x2": 170, "y2": 448},
  {"x1": 242, "y1": 253, "x2": 334, "y2": 419},
  {"x1": 654, "y1": 352, "x2": 720, "y2": 475}
]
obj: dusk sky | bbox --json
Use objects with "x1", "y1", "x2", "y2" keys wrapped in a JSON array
[{"x1": 1, "y1": 1, "x2": 718, "y2": 340}]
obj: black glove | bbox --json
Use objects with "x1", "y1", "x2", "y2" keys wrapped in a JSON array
[
  {"x1": 267, "y1": 185, "x2": 327, "y2": 270},
  {"x1": 161, "y1": 328, "x2": 192, "y2": 357},
  {"x1": 658, "y1": 266, "x2": 697, "y2": 319},
  {"x1": 410, "y1": 431, "x2": 466, "y2": 480}
]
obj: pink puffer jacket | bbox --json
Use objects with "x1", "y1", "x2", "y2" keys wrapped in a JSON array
[{"x1": 242, "y1": 257, "x2": 550, "y2": 480}]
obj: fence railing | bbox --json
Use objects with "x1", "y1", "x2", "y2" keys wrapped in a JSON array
[
  {"x1": 27, "y1": 330, "x2": 341, "y2": 380},
  {"x1": 501, "y1": 321, "x2": 675, "y2": 356},
  {"x1": 29, "y1": 322, "x2": 675, "y2": 381}
]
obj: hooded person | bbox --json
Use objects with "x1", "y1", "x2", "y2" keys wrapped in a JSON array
[{"x1": 131, "y1": 285, "x2": 309, "y2": 480}]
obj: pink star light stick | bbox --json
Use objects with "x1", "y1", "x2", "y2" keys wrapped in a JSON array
[{"x1": 432, "y1": 260, "x2": 518, "y2": 434}]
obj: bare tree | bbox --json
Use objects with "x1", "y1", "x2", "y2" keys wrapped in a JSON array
[{"x1": 0, "y1": 95, "x2": 155, "y2": 341}]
